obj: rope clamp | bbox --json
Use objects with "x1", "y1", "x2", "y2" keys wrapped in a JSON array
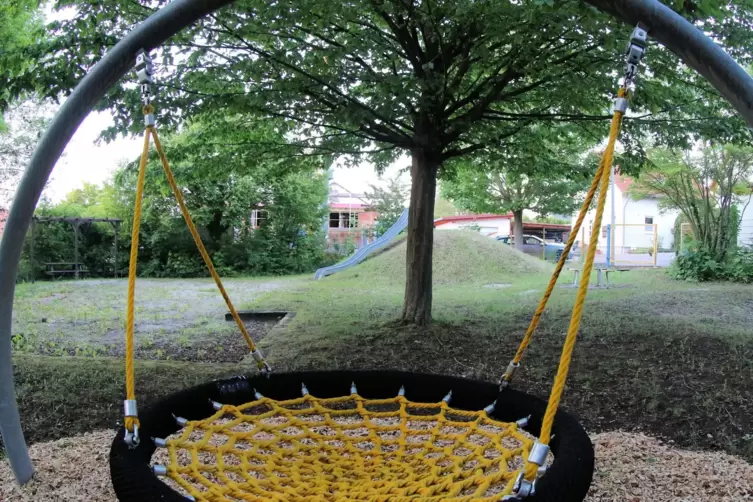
[
  {"x1": 507, "y1": 471, "x2": 535, "y2": 499},
  {"x1": 527, "y1": 440, "x2": 550, "y2": 478},
  {"x1": 124, "y1": 424, "x2": 140, "y2": 448},
  {"x1": 614, "y1": 97, "x2": 628, "y2": 114},
  {"x1": 123, "y1": 399, "x2": 138, "y2": 417},
  {"x1": 251, "y1": 349, "x2": 272, "y2": 374},
  {"x1": 499, "y1": 360, "x2": 520, "y2": 389},
  {"x1": 123, "y1": 399, "x2": 140, "y2": 448}
]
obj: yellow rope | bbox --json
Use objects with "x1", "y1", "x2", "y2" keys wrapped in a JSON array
[
  {"x1": 149, "y1": 128, "x2": 265, "y2": 369},
  {"x1": 124, "y1": 123, "x2": 151, "y2": 435},
  {"x1": 523, "y1": 87, "x2": 628, "y2": 481},
  {"x1": 162, "y1": 393, "x2": 536, "y2": 501},
  {"x1": 503, "y1": 160, "x2": 605, "y2": 380}
]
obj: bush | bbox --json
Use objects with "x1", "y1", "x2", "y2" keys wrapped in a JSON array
[
  {"x1": 725, "y1": 247, "x2": 753, "y2": 283},
  {"x1": 670, "y1": 247, "x2": 753, "y2": 283}
]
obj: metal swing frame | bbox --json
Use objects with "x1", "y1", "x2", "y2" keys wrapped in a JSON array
[{"x1": 2, "y1": 0, "x2": 753, "y2": 487}]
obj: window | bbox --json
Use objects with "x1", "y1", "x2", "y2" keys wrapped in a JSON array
[
  {"x1": 601, "y1": 225, "x2": 608, "y2": 238},
  {"x1": 250, "y1": 209, "x2": 267, "y2": 229},
  {"x1": 524, "y1": 236, "x2": 541, "y2": 245},
  {"x1": 329, "y1": 212, "x2": 359, "y2": 229},
  {"x1": 644, "y1": 216, "x2": 654, "y2": 233},
  {"x1": 329, "y1": 212, "x2": 340, "y2": 228}
]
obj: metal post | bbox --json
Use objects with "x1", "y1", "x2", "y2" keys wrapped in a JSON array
[
  {"x1": 581, "y1": 226, "x2": 586, "y2": 264},
  {"x1": 542, "y1": 228, "x2": 546, "y2": 260},
  {"x1": 72, "y1": 221, "x2": 80, "y2": 280},
  {"x1": 610, "y1": 164, "x2": 616, "y2": 249},
  {"x1": 112, "y1": 221, "x2": 120, "y2": 278},
  {"x1": 606, "y1": 225, "x2": 612, "y2": 268},
  {"x1": 29, "y1": 219, "x2": 36, "y2": 284},
  {"x1": 653, "y1": 223, "x2": 658, "y2": 266}
]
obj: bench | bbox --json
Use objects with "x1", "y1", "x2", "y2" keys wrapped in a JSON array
[
  {"x1": 44, "y1": 262, "x2": 89, "y2": 280},
  {"x1": 568, "y1": 267, "x2": 629, "y2": 288}
]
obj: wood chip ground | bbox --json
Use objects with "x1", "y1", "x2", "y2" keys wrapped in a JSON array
[{"x1": 2, "y1": 430, "x2": 752, "y2": 501}]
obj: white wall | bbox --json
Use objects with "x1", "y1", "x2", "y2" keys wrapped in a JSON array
[
  {"x1": 739, "y1": 201, "x2": 753, "y2": 248},
  {"x1": 619, "y1": 198, "x2": 677, "y2": 250},
  {"x1": 575, "y1": 186, "x2": 679, "y2": 251},
  {"x1": 436, "y1": 217, "x2": 511, "y2": 237}
]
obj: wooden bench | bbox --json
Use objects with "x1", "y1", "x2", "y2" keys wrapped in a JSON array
[
  {"x1": 568, "y1": 267, "x2": 630, "y2": 288},
  {"x1": 44, "y1": 262, "x2": 88, "y2": 280}
]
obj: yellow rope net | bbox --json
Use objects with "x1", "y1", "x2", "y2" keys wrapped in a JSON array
[{"x1": 156, "y1": 393, "x2": 541, "y2": 501}]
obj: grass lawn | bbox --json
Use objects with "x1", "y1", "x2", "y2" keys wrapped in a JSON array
[
  {"x1": 12, "y1": 276, "x2": 301, "y2": 361},
  {"x1": 6, "y1": 231, "x2": 753, "y2": 465}
]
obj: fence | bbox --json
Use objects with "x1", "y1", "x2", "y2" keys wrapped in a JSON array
[{"x1": 606, "y1": 223, "x2": 658, "y2": 267}]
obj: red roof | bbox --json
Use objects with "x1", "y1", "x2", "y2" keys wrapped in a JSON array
[
  {"x1": 522, "y1": 222, "x2": 572, "y2": 231},
  {"x1": 615, "y1": 174, "x2": 633, "y2": 194},
  {"x1": 434, "y1": 213, "x2": 513, "y2": 226},
  {"x1": 329, "y1": 203, "x2": 369, "y2": 210}
]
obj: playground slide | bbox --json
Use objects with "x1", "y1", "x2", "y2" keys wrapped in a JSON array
[{"x1": 314, "y1": 208, "x2": 409, "y2": 280}]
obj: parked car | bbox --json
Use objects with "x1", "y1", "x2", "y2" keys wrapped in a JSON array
[{"x1": 497, "y1": 234, "x2": 574, "y2": 261}]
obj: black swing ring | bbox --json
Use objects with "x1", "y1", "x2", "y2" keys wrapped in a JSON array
[{"x1": 110, "y1": 370, "x2": 595, "y2": 501}]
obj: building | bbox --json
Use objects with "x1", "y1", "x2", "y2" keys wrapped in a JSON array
[
  {"x1": 576, "y1": 173, "x2": 680, "y2": 252},
  {"x1": 739, "y1": 197, "x2": 753, "y2": 247},
  {"x1": 434, "y1": 214, "x2": 513, "y2": 237},
  {"x1": 433, "y1": 213, "x2": 571, "y2": 241},
  {"x1": 327, "y1": 182, "x2": 379, "y2": 245}
]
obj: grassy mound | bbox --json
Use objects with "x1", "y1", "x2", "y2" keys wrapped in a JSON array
[{"x1": 336, "y1": 230, "x2": 550, "y2": 285}]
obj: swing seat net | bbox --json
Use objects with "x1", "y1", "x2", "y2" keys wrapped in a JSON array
[{"x1": 155, "y1": 393, "x2": 541, "y2": 501}]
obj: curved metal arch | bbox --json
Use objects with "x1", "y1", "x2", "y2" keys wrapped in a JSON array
[{"x1": 2, "y1": 0, "x2": 752, "y2": 484}]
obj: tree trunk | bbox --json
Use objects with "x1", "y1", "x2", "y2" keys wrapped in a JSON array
[
  {"x1": 402, "y1": 149, "x2": 440, "y2": 326},
  {"x1": 512, "y1": 209, "x2": 524, "y2": 251}
]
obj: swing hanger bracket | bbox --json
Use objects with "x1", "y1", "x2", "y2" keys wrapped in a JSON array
[
  {"x1": 624, "y1": 24, "x2": 648, "y2": 86},
  {"x1": 135, "y1": 49, "x2": 155, "y2": 107}
]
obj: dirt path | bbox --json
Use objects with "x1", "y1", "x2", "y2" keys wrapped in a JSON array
[{"x1": 2, "y1": 431, "x2": 751, "y2": 501}]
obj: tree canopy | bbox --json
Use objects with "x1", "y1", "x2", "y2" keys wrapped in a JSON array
[
  {"x1": 23, "y1": 115, "x2": 331, "y2": 280},
  {"x1": 365, "y1": 175, "x2": 408, "y2": 235},
  {"x1": 7, "y1": 0, "x2": 753, "y2": 322},
  {"x1": 0, "y1": 100, "x2": 54, "y2": 204}
]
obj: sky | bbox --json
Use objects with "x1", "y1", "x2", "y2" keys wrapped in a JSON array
[{"x1": 43, "y1": 112, "x2": 410, "y2": 202}]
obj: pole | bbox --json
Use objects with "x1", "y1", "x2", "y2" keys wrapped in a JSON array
[
  {"x1": 623, "y1": 197, "x2": 630, "y2": 256},
  {"x1": 322, "y1": 167, "x2": 332, "y2": 242},
  {"x1": 606, "y1": 225, "x2": 612, "y2": 268},
  {"x1": 73, "y1": 221, "x2": 80, "y2": 280},
  {"x1": 29, "y1": 219, "x2": 36, "y2": 284},
  {"x1": 581, "y1": 226, "x2": 586, "y2": 264},
  {"x1": 653, "y1": 223, "x2": 658, "y2": 266},
  {"x1": 610, "y1": 164, "x2": 616, "y2": 251},
  {"x1": 112, "y1": 221, "x2": 120, "y2": 278},
  {"x1": 542, "y1": 228, "x2": 546, "y2": 260}
]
